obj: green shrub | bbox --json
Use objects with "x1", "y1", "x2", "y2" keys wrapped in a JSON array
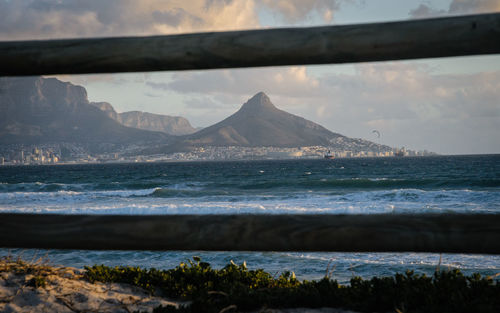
[{"x1": 85, "y1": 258, "x2": 500, "y2": 313}]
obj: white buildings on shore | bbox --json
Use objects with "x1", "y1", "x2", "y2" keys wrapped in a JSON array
[{"x1": 0, "y1": 144, "x2": 434, "y2": 165}]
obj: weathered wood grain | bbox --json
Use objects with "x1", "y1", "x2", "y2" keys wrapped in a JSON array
[
  {"x1": 0, "y1": 13, "x2": 499, "y2": 76},
  {"x1": 0, "y1": 213, "x2": 499, "y2": 254}
]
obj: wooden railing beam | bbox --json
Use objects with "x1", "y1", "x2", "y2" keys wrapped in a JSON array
[
  {"x1": 0, "y1": 13, "x2": 499, "y2": 76},
  {"x1": 1, "y1": 213, "x2": 499, "y2": 254}
]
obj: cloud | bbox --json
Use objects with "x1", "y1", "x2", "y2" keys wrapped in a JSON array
[
  {"x1": 0, "y1": 0, "x2": 260, "y2": 40},
  {"x1": 49, "y1": 73, "x2": 147, "y2": 88},
  {"x1": 409, "y1": 0, "x2": 500, "y2": 19},
  {"x1": 317, "y1": 64, "x2": 500, "y2": 154},
  {"x1": 47, "y1": 74, "x2": 116, "y2": 85},
  {"x1": 144, "y1": 92, "x2": 162, "y2": 98},
  {"x1": 258, "y1": 0, "x2": 345, "y2": 23},
  {"x1": 409, "y1": 4, "x2": 446, "y2": 19},
  {"x1": 0, "y1": 0, "x2": 351, "y2": 41},
  {"x1": 161, "y1": 66, "x2": 320, "y2": 98},
  {"x1": 324, "y1": 64, "x2": 500, "y2": 121},
  {"x1": 149, "y1": 63, "x2": 500, "y2": 121},
  {"x1": 449, "y1": 0, "x2": 500, "y2": 14},
  {"x1": 146, "y1": 81, "x2": 170, "y2": 91}
]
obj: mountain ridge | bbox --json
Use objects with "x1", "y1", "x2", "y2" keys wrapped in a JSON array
[
  {"x1": 0, "y1": 77, "x2": 168, "y2": 146},
  {"x1": 90, "y1": 102, "x2": 197, "y2": 136},
  {"x1": 0, "y1": 77, "x2": 394, "y2": 156}
]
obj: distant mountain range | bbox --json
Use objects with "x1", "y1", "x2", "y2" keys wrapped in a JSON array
[
  {"x1": 90, "y1": 102, "x2": 197, "y2": 136},
  {"x1": 0, "y1": 76, "x2": 392, "y2": 154},
  {"x1": 0, "y1": 77, "x2": 169, "y2": 147}
]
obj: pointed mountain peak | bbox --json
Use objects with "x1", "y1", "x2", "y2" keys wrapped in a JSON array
[
  {"x1": 250, "y1": 91, "x2": 270, "y2": 102},
  {"x1": 240, "y1": 92, "x2": 276, "y2": 111}
]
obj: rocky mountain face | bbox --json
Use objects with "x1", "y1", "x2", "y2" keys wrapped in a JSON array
[
  {"x1": 174, "y1": 92, "x2": 392, "y2": 153},
  {"x1": 118, "y1": 111, "x2": 196, "y2": 136},
  {"x1": 0, "y1": 77, "x2": 168, "y2": 146},
  {"x1": 90, "y1": 103, "x2": 197, "y2": 136},
  {"x1": 91, "y1": 102, "x2": 118, "y2": 120}
]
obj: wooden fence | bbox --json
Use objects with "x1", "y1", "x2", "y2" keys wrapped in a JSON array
[
  {"x1": 1, "y1": 13, "x2": 499, "y2": 254},
  {"x1": 0, "y1": 213, "x2": 499, "y2": 254},
  {"x1": 0, "y1": 13, "x2": 499, "y2": 76}
]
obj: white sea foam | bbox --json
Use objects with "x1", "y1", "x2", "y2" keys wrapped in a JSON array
[{"x1": 1, "y1": 188, "x2": 498, "y2": 215}]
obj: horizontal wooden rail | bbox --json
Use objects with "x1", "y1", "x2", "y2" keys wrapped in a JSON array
[
  {"x1": 1, "y1": 13, "x2": 499, "y2": 76},
  {"x1": 1, "y1": 213, "x2": 499, "y2": 254}
]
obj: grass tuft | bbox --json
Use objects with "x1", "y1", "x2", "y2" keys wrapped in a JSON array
[{"x1": 0, "y1": 254, "x2": 80, "y2": 289}]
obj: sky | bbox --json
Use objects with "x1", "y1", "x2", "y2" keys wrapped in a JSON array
[{"x1": 1, "y1": 0, "x2": 499, "y2": 154}]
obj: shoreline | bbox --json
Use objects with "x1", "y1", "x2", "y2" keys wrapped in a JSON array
[{"x1": 2, "y1": 154, "x2": 500, "y2": 167}]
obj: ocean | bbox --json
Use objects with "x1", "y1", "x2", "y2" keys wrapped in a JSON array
[{"x1": 1, "y1": 155, "x2": 499, "y2": 283}]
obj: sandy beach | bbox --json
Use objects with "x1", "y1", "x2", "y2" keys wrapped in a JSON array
[{"x1": 0, "y1": 257, "x2": 182, "y2": 313}]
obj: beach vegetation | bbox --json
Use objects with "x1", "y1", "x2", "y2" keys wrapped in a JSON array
[
  {"x1": 0, "y1": 255, "x2": 63, "y2": 289},
  {"x1": 27, "y1": 275, "x2": 47, "y2": 288},
  {"x1": 84, "y1": 257, "x2": 500, "y2": 313}
]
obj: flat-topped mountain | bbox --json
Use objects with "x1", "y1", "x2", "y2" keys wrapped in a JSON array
[
  {"x1": 0, "y1": 77, "x2": 168, "y2": 145},
  {"x1": 91, "y1": 103, "x2": 197, "y2": 136}
]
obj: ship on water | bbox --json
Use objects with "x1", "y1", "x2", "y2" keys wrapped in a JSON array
[{"x1": 324, "y1": 150, "x2": 334, "y2": 159}]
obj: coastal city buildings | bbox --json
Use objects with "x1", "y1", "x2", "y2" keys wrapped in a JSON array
[{"x1": 0, "y1": 144, "x2": 435, "y2": 165}]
